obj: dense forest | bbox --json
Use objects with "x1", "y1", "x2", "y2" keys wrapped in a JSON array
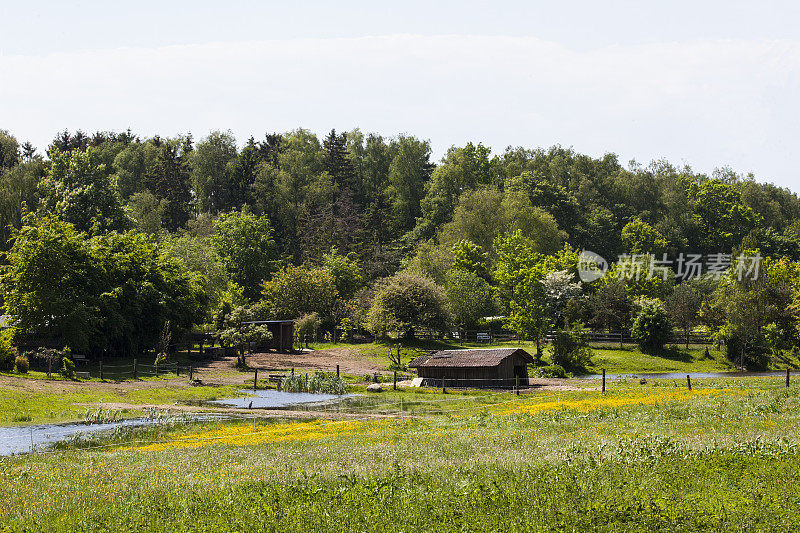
[{"x1": 1, "y1": 127, "x2": 800, "y2": 369}]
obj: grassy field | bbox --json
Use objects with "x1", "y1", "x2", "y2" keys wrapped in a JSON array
[
  {"x1": 308, "y1": 338, "x2": 783, "y2": 374},
  {"x1": 0, "y1": 381, "x2": 244, "y2": 425},
  {"x1": 2, "y1": 378, "x2": 800, "y2": 531}
]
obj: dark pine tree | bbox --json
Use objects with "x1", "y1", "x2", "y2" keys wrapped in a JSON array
[
  {"x1": 322, "y1": 129, "x2": 359, "y2": 198},
  {"x1": 144, "y1": 144, "x2": 192, "y2": 231},
  {"x1": 258, "y1": 133, "x2": 284, "y2": 167}
]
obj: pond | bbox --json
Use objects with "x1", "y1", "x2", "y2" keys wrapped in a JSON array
[
  {"x1": 577, "y1": 371, "x2": 788, "y2": 380},
  {"x1": 0, "y1": 391, "x2": 353, "y2": 456},
  {"x1": 0, "y1": 419, "x2": 157, "y2": 456},
  {"x1": 209, "y1": 389, "x2": 350, "y2": 409}
]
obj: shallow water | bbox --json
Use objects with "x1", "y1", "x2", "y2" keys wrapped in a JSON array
[
  {"x1": 0, "y1": 419, "x2": 156, "y2": 456},
  {"x1": 209, "y1": 389, "x2": 348, "y2": 409},
  {"x1": 577, "y1": 371, "x2": 787, "y2": 380}
]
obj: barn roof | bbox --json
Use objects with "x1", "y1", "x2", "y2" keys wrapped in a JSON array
[{"x1": 408, "y1": 348, "x2": 534, "y2": 368}]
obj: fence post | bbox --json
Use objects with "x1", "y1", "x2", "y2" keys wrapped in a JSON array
[
  {"x1": 189, "y1": 365, "x2": 193, "y2": 381},
  {"x1": 515, "y1": 376, "x2": 520, "y2": 396},
  {"x1": 602, "y1": 368, "x2": 606, "y2": 393},
  {"x1": 133, "y1": 358, "x2": 138, "y2": 380},
  {"x1": 336, "y1": 364, "x2": 340, "y2": 378},
  {"x1": 254, "y1": 369, "x2": 258, "y2": 391},
  {"x1": 99, "y1": 359, "x2": 103, "y2": 381},
  {"x1": 393, "y1": 371, "x2": 397, "y2": 390},
  {"x1": 442, "y1": 378, "x2": 446, "y2": 394},
  {"x1": 400, "y1": 396, "x2": 403, "y2": 419},
  {"x1": 686, "y1": 375, "x2": 692, "y2": 391},
  {"x1": 787, "y1": 368, "x2": 791, "y2": 388}
]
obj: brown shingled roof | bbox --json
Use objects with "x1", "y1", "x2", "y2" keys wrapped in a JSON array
[{"x1": 408, "y1": 348, "x2": 534, "y2": 368}]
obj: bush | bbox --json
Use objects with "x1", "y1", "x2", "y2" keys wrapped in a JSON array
[
  {"x1": 550, "y1": 323, "x2": 592, "y2": 370},
  {"x1": 537, "y1": 364, "x2": 567, "y2": 378},
  {"x1": 295, "y1": 313, "x2": 322, "y2": 344},
  {"x1": 60, "y1": 357, "x2": 76, "y2": 379},
  {"x1": 0, "y1": 330, "x2": 17, "y2": 371},
  {"x1": 631, "y1": 300, "x2": 672, "y2": 353},
  {"x1": 14, "y1": 354, "x2": 29, "y2": 373}
]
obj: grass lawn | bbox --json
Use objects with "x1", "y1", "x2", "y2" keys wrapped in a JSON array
[
  {"x1": 307, "y1": 338, "x2": 799, "y2": 375},
  {"x1": 2, "y1": 378, "x2": 800, "y2": 531}
]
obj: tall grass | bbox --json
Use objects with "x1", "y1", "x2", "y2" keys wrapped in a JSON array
[{"x1": 281, "y1": 372, "x2": 348, "y2": 395}]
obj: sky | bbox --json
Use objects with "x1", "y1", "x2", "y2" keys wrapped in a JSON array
[{"x1": 1, "y1": 1, "x2": 800, "y2": 190}]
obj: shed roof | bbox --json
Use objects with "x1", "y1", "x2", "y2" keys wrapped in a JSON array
[{"x1": 408, "y1": 348, "x2": 534, "y2": 368}]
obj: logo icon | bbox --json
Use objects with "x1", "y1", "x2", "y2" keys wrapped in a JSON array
[{"x1": 578, "y1": 250, "x2": 608, "y2": 283}]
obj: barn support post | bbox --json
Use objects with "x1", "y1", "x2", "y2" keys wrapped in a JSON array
[{"x1": 442, "y1": 378, "x2": 446, "y2": 394}]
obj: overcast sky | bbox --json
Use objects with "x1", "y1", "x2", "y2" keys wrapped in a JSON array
[{"x1": 2, "y1": 1, "x2": 799, "y2": 190}]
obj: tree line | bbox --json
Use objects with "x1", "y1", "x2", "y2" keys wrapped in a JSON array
[{"x1": 1, "y1": 127, "x2": 800, "y2": 369}]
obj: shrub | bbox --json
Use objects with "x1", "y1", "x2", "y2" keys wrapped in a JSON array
[
  {"x1": 60, "y1": 357, "x2": 76, "y2": 379},
  {"x1": 550, "y1": 323, "x2": 592, "y2": 370},
  {"x1": 631, "y1": 300, "x2": 672, "y2": 353},
  {"x1": 537, "y1": 364, "x2": 567, "y2": 378},
  {"x1": 295, "y1": 313, "x2": 322, "y2": 344},
  {"x1": 0, "y1": 330, "x2": 17, "y2": 371},
  {"x1": 14, "y1": 354, "x2": 29, "y2": 373}
]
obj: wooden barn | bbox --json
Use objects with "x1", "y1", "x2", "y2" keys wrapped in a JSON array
[{"x1": 408, "y1": 348, "x2": 535, "y2": 388}]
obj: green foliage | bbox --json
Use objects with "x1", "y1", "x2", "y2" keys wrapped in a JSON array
[
  {"x1": 537, "y1": 364, "x2": 567, "y2": 378},
  {"x1": 59, "y1": 356, "x2": 76, "y2": 379},
  {"x1": 366, "y1": 272, "x2": 451, "y2": 337},
  {"x1": 493, "y1": 232, "x2": 580, "y2": 355},
  {"x1": 691, "y1": 179, "x2": 761, "y2": 252},
  {"x1": 39, "y1": 148, "x2": 130, "y2": 234},
  {"x1": 550, "y1": 323, "x2": 592, "y2": 370},
  {"x1": 295, "y1": 312, "x2": 322, "y2": 342},
  {"x1": 666, "y1": 282, "x2": 703, "y2": 347},
  {"x1": 280, "y1": 371, "x2": 348, "y2": 395},
  {"x1": 630, "y1": 300, "x2": 672, "y2": 353},
  {"x1": 621, "y1": 217, "x2": 668, "y2": 254},
  {"x1": 438, "y1": 187, "x2": 565, "y2": 258},
  {"x1": 213, "y1": 211, "x2": 278, "y2": 301},
  {"x1": 13, "y1": 354, "x2": 29, "y2": 373},
  {"x1": 451, "y1": 240, "x2": 489, "y2": 280},
  {"x1": 445, "y1": 269, "x2": 496, "y2": 329},
  {"x1": 262, "y1": 265, "x2": 338, "y2": 320},
  {"x1": 1, "y1": 216, "x2": 98, "y2": 351},
  {"x1": 1, "y1": 216, "x2": 207, "y2": 356},
  {"x1": 0, "y1": 329, "x2": 17, "y2": 371},
  {"x1": 144, "y1": 143, "x2": 192, "y2": 231},
  {"x1": 321, "y1": 248, "x2": 362, "y2": 300}
]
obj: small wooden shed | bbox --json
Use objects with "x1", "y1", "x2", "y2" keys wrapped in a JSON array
[{"x1": 408, "y1": 348, "x2": 535, "y2": 388}]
